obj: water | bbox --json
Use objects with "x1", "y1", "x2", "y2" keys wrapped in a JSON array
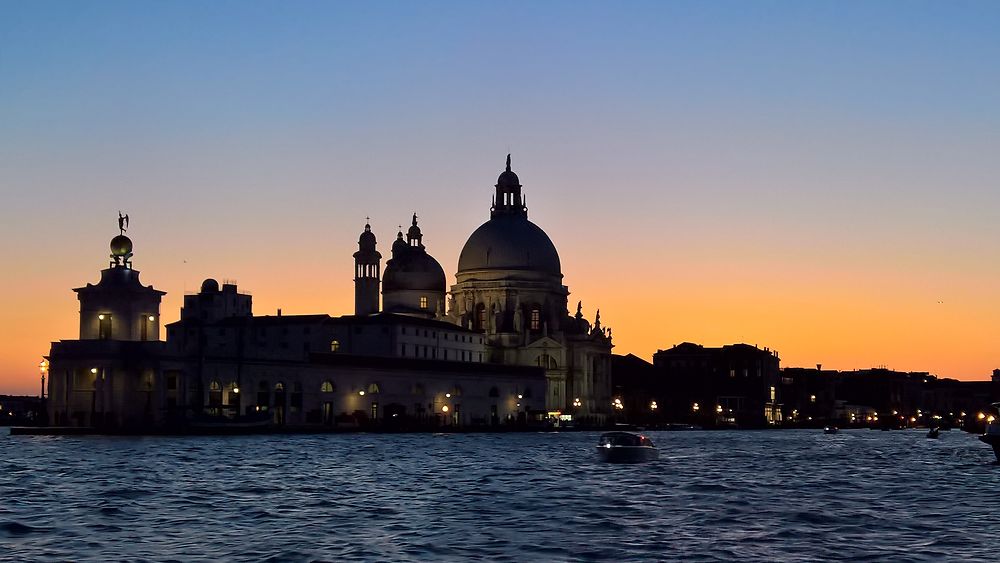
[{"x1": 1, "y1": 429, "x2": 998, "y2": 561}]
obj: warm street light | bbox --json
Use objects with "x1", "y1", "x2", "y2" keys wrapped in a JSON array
[
  {"x1": 650, "y1": 401, "x2": 658, "y2": 410},
  {"x1": 692, "y1": 402, "x2": 700, "y2": 412}
]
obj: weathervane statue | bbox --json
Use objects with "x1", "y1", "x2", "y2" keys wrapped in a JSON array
[{"x1": 118, "y1": 211, "x2": 129, "y2": 235}]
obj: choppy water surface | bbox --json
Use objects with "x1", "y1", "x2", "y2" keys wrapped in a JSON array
[{"x1": 2, "y1": 429, "x2": 999, "y2": 561}]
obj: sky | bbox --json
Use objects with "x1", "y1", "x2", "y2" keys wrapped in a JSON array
[{"x1": 1, "y1": 0, "x2": 999, "y2": 394}]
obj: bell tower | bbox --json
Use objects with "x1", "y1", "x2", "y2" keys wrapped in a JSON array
[{"x1": 353, "y1": 219, "x2": 381, "y2": 315}]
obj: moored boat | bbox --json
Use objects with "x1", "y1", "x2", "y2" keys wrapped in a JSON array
[
  {"x1": 596, "y1": 431, "x2": 658, "y2": 463},
  {"x1": 979, "y1": 406, "x2": 1000, "y2": 462},
  {"x1": 823, "y1": 426, "x2": 838, "y2": 434}
]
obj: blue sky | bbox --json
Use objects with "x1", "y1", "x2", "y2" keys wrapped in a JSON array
[{"x1": 2, "y1": 1, "x2": 1000, "y2": 392}]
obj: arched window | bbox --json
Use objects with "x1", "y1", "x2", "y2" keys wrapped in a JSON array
[
  {"x1": 209, "y1": 380, "x2": 222, "y2": 391},
  {"x1": 321, "y1": 380, "x2": 335, "y2": 393},
  {"x1": 367, "y1": 383, "x2": 380, "y2": 394},
  {"x1": 475, "y1": 303, "x2": 487, "y2": 331},
  {"x1": 530, "y1": 306, "x2": 541, "y2": 331},
  {"x1": 330, "y1": 340, "x2": 340, "y2": 352},
  {"x1": 450, "y1": 385, "x2": 463, "y2": 397},
  {"x1": 274, "y1": 382, "x2": 285, "y2": 392}
]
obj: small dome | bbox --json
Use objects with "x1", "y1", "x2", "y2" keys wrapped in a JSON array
[
  {"x1": 359, "y1": 227, "x2": 376, "y2": 246},
  {"x1": 110, "y1": 235, "x2": 133, "y2": 257},
  {"x1": 496, "y1": 169, "x2": 520, "y2": 188},
  {"x1": 458, "y1": 214, "x2": 561, "y2": 276},
  {"x1": 383, "y1": 250, "x2": 446, "y2": 293},
  {"x1": 496, "y1": 153, "x2": 521, "y2": 188},
  {"x1": 200, "y1": 278, "x2": 220, "y2": 292},
  {"x1": 391, "y1": 231, "x2": 407, "y2": 254}
]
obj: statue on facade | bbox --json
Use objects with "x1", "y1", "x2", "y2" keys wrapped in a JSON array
[{"x1": 513, "y1": 296, "x2": 523, "y2": 333}]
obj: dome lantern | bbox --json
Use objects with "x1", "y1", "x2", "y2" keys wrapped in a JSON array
[{"x1": 492, "y1": 154, "x2": 527, "y2": 219}]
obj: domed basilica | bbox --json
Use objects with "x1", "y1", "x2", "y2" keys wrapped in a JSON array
[
  {"x1": 44, "y1": 157, "x2": 612, "y2": 431},
  {"x1": 353, "y1": 155, "x2": 613, "y2": 416}
]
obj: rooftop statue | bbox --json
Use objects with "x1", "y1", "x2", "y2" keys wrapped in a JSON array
[{"x1": 118, "y1": 211, "x2": 129, "y2": 235}]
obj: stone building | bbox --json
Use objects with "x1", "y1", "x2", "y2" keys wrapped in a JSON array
[
  {"x1": 46, "y1": 156, "x2": 612, "y2": 430},
  {"x1": 445, "y1": 155, "x2": 613, "y2": 420},
  {"x1": 652, "y1": 342, "x2": 782, "y2": 427}
]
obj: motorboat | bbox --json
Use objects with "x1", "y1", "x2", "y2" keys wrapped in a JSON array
[
  {"x1": 823, "y1": 426, "x2": 838, "y2": 434},
  {"x1": 596, "y1": 432, "x2": 658, "y2": 463},
  {"x1": 927, "y1": 427, "x2": 940, "y2": 439}
]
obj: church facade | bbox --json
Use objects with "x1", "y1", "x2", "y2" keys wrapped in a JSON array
[{"x1": 45, "y1": 157, "x2": 613, "y2": 430}]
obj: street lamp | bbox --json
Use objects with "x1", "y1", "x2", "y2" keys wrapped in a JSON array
[
  {"x1": 572, "y1": 398, "x2": 582, "y2": 408},
  {"x1": 39, "y1": 359, "x2": 48, "y2": 399}
]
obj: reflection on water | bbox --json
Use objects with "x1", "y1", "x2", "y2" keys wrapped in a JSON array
[{"x1": 1, "y1": 430, "x2": 998, "y2": 561}]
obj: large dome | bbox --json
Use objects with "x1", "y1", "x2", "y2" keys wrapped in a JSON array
[
  {"x1": 458, "y1": 214, "x2": 561, "y2": 276},
  {"x1": 383, "y1": 250, "x2": 446, "y2": 292}
]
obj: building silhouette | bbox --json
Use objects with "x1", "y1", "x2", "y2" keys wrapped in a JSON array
[{"x1": 45, "y1": 156, "x2": 612, "y2": 430}]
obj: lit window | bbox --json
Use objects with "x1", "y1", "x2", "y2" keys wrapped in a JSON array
[
  {"x1": 330, "y1": 340, "x2": 340, "y2": 352},
  {"x1": 321, "y1": 380, "x2": 334, "y2": 393},
  {"x1": 530, "y1": 308, "x2": 540, "y2": 330},
  {"x1": 420, "y1": 296, "x2": 428, "y2": 309}
]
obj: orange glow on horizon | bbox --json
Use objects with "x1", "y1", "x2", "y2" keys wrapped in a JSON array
[{"x1": 1, "y1": 219, "x2": 998, "y2": 396}]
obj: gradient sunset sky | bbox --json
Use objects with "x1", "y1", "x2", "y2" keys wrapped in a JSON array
[{"x1": 2, "y1": 1, "x2": 999, "y2": 394}]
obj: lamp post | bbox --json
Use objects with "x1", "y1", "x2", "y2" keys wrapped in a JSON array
[{"x1": 39, "y1": 360, "x2": 48, "y2": 399}]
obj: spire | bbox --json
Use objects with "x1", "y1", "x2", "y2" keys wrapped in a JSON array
[
  {"x1": 506, "y1": 153, "x2": 511, "y2": 172},
  {"x1": 406, "y1": 213, "x2": 424, "y2": 248}
]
